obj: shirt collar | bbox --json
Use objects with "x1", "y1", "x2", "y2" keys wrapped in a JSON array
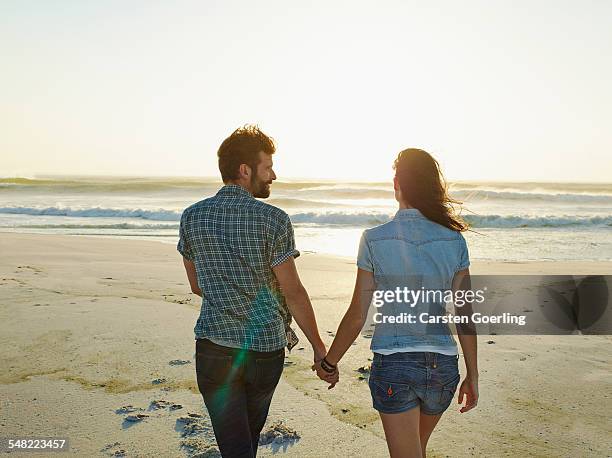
[
  {"x1": 216, "y1": 184, "x2": 253, "y2": 198},
  {"x1": 394, "y1": 208, "x2": 424, "y2": 219}
]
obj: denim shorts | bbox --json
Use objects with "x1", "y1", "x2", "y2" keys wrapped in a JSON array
[{"x1": 369, "y1": 351, "x2": 460, "y2": 415}]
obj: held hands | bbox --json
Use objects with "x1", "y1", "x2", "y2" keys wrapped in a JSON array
[
  {"x1": 312, "y1": 355, "x2": 339, "y2": 389},
  {"x1": 457, "y1": 375, "x2": 479, "y2": 413}
]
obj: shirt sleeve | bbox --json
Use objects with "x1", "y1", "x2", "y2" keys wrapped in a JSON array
[
  {"x1": 177, "y1": 211, "x2": 194, "y2": 261},
  {"x1": 356, "y1": 231, "x2": 374, "y2": 272},
  {"x1": 456, "y1": 233, "x2": 470, "y2": 271},
  {"x1": 270, "y1": 213, "x2": 300, "y2": 267}
]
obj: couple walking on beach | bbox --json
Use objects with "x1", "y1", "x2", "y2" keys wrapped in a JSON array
[{"x1": 178, "y1": 125, "x2": 479, "y2": 458}]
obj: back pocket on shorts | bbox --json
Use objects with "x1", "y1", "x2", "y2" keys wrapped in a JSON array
[{"x1": 369, "y1": 376, "x2": 416, "y2": 412}]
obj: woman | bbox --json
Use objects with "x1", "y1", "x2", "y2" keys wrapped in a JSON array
[{"x1": 315, "y1": 149, "x2": 479, "y2": 457}]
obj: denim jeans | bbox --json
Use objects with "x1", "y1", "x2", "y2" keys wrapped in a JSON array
[
  {"x1": 195, "y1": 338, "x2": 285, "y2": 457},
  {"x1": 369, "y1": 351, "x2": 460, "y2": 415}
]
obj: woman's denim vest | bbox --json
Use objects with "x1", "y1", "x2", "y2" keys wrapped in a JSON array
[{"x1": 357, "y1": 208, "x2": 470, "y2": 352}]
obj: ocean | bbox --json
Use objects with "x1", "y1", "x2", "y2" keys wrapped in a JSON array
[{"x1": 1, "y1": 177, "x2": 611, "y2": 262}]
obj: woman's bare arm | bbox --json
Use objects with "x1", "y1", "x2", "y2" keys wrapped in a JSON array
[
  {"x1": 325, "y1": 268, "x2": 375, "y2": 366},
  {"x1": 452, "y1": 267, "x2": 479, "y2": 412}
]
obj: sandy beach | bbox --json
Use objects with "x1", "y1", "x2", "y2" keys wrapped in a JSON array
[{"x1": 1, "y1": 233, "x2": 611, "y2": 457}]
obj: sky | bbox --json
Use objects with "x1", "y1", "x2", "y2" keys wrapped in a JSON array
[{"x1": 1, "y1": 0, "x2": 611, "y2": 182}]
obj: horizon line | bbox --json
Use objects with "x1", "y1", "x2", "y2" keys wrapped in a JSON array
[{"x1": 1, "y1": 173, "x2": 611, "y2": 185}]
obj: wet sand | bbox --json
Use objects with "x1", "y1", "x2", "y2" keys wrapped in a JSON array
[{"x1": 1, "y1": 233, "x2": 610, "y2": 457}]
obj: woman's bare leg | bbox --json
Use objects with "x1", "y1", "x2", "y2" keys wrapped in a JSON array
[
  {"x1": 418, "y1": 412, "x2": 443, "y2": 457},
  {"x1": 379, "y1": 406, "x2": 422, "y2": 458}
]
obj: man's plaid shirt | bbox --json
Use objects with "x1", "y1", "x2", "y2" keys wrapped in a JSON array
[{"x1": 177, "y1": 184, "x2": 300, "y2": 352}]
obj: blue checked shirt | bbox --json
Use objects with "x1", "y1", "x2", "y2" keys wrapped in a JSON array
[{"x1": 177, "y1": 184, "x2": 300, "y2": 351}]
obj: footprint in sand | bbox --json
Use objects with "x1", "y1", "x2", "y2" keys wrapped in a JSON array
[
  {"x1": 115, "y1": 405, "x2": 143, "y2": 414},
  {"x1": 122, "y1": 413, "x2": 149, "y2": 429},
  {"x1": 259, "y1": 421, "x2": 300, "y2": 447},
  {"x1": 163, "y1": 295, "x2": 193, "y2": 305},
  {"x1": 149, "y1": 399, "x2": 183, "y2": 411},
  {"x1": 180, "y1": 437, "x2": 220, "y2": 457},
  {"x1": 169, "y1": 359, "x2": 191, "y2": 366},
  {"x1": 175, "y1": 413, "x2": 212, "y2": 437},
  {"x1": 100, "y1": 442, "x2": 125, "y2": 457},
  {"x1": 16, "y1": 265, "x2": 44, "y2": 274},
  {"x1": 150, "y1": 399, "x2": 171, "y2": 410},
  {"x1": 2, "y1": 278, "x2": 27, "y2": 287}
]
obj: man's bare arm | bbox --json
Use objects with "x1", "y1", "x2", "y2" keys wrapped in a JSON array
[
  {"x1": 182, "y1": 257, "x2": 202, "y2": 297},
  {"x1": 272, "y1": 257, "x2": 326, "y2": 360}
]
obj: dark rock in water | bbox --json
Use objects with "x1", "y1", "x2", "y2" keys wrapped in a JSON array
[
  {"x1": 169, "y1": 359, "x2": 191, "y2": 366},
  {"x1": 259, "y1": 421, "x2": 300, "y2": 446}
]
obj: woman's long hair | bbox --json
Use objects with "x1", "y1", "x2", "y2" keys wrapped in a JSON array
[{"x1": 393, "y1": 148, "x2": 468, "y2": 232}]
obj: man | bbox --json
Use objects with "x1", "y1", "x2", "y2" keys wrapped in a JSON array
[{"x1": 178, "y1": 125, "x2": 333, "y2": 457}]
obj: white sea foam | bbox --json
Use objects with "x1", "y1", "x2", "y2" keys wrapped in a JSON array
[
  {"x1": 1, "y1": 206, "x2": 610, "y2": 228},
  {"x1": 1, "y1": 177, "x2": 610, "y2": 261}
]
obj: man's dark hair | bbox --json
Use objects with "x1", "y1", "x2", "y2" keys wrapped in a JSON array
[{"x1": 217, "y1": 125, "x2": 276, "y2": 183}]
